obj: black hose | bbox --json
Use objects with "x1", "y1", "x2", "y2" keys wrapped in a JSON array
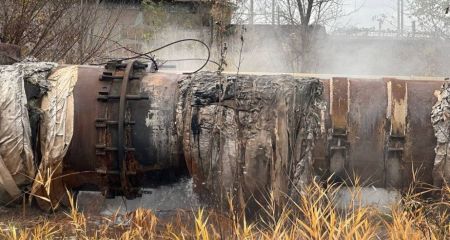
[
  {"x1": 93, "y1": 39, "x2": 210, "y2": 74},
  {"x1": 119, "y1": 39, "x2": 211, "y2": 74}
]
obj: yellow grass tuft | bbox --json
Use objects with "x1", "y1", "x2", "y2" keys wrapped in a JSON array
[{"x1": 1, "y1": 177, "x2": 448, "y2": 239}]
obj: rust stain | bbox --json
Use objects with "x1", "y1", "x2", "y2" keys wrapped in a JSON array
[
  {"x1": 346, "y1": 78, "x2": 387, "y2": 186},
  {"x1": 402, "y1": 80, "x2": 443, "y2": 186},
  {"x1": 386, "y1": 79, "x2": 407, "y2": 136},
  {"x1": 62, "y1": 67, "x2": 447, "y2": 198},
  {"x1": 330, "y1": 77, "x2": 349, "y2": 131}
]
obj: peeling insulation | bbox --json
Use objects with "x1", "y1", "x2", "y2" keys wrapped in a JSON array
[
  {"x1": 31, "y1": 66, "x2": 78, "y2": 209},
  {"x1": 176, "y1": 72, "x2": 323, "y2": 205},
  {"x1": 0, "y1": 62, "x2": 56, "y2": 203},
  {"x1": 431, "y1": 82, "x2": 450, "y2": 188}
]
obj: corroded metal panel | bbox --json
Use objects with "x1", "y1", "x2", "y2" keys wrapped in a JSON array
[
  {"x1": 347, "y1": 78, "x2": 387, "y2": 187},
  {"x1": 64, "y1": 66, "x2": 105, "y2": 190},
  {"x1": 384, "y1": 78, "x2": 407, "y2": 188},
  {"x1": 65, "y1": 66, "x2": 104, "y2": 172},
  {"x1": 320, "y1": 77, "x2": 443, "y2": 188},
  {"x1": 330, "y1": 78, "x2": 349, "y2": 131},
  {"x1": 328, "y1": 78, "x2": 349, "y2": 181},
  {"x1": 64, "y1": 67, "x2": 185, "y2": 194},
  {"x1": 386, "y1": 79, "x2": 407, "y2": 136},
  {"x1": 133, "y1": 72, "x2": 184, "y2": 169},
  {"x1": 403, "y1": 80, "x2": 442, "y2": 187},
  {"x1": 325, "y1": 78, "x2": 389, "y2": 187}
]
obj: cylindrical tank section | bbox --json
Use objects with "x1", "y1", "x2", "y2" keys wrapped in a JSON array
[
  {"x1": 314, "y1": 77, "x2": 442, "y2": 189},
  {"x1": 61, "y1": 63, "x2": 445, "y2": 202},
  {"x1": 175, "y1": 72, "x2": 324, "y2": 204},
  {"x1": 64, "y1": 62, "x2": 185, "y2": 198}
]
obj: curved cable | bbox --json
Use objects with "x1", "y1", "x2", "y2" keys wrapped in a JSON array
[
  {"x1": 92, "y1": 39, "x2": 211, "y2": 74},
  {"x1": 120, "y1": 39, "x2": 211, "y2": 74}
]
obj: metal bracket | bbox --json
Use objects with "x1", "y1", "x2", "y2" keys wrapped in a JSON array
[
  {"x1": 95, "y1": 60, "x2": 148, "y2": 198},
  {"x1": 329, "y1": 77, "x2": 350, "y2": 180},
  {"x1": 385, "y1": 79, "x2": 407, "y2": 188}
]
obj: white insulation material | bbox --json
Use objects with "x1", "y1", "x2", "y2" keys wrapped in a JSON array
[
  {"x1": 0, "y1": 62, "x2": 56, "y2": 201},
  {"x1": 31, "y1": 66, "x2": 78, "y2": 200}
]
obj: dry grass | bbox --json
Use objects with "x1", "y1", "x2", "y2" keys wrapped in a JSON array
[{"x1": 0, "y1": 179, "x2": 448, "y2": 240}]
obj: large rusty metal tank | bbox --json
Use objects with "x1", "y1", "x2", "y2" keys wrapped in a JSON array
[{"x1": 61, "y1": 61, "x2": 446, "y2": 200}]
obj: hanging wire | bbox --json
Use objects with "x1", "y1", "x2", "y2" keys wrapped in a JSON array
[{"x1": 95, "y1": 38, "x2": 211, "y2": 74}]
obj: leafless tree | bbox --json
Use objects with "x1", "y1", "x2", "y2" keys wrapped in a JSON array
[
  {"x1": 0, "y1": 0, "x2": 120, "y2": 64},
  {"x1": 277, "y1": 0, "x2": 345, "y2": 27},
  {"x1": 408, "y1": 0, "x2": 450, "y2": 39},
  {"x1": 275, "y1": 0, "x2": 345, "y2": 72}
]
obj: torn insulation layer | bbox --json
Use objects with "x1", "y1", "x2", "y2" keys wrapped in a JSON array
[
  {"x1": 431, "y1": 81, "x2": 450, "y2": 188},
  {"x1": 0, "y1": 62, "x2": 56, "y2": 203},
  {"x1": 176, "y1": 72, "x2": 323, "y2": 206},
  {"x1": 30, "y1": 66, "x2": 78, "y2": 210}
]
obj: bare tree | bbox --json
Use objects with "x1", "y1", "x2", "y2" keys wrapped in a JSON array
[
  {"x1": 274, "y1": 0, "x2": 345, "y2": 72},
  {"x1": 408, "y1": 0, "x2": 450, "y2": 39},
  {"x1": 0, "y1": 0, "x2": 120, "y2": 64},
  {"x1": 277, "y1": 0, "x2": 344, "y2": 26}
]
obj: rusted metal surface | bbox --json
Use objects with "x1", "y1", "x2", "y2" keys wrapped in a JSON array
[
  {"x1": 134, "y1": 72, "x2": 184, "y2": 170},
  {"x1": 64, "y1": 65, "x2": 106, "y2": 193},
  {"x1": 348, "y1": 79, "x2": 387, "y2": 187},
  {"x1": 63, "y1": 66, "x2": 445, "y2": 201},
  {"x1": 64, "y1": 63, "x2": 185, "y2": 198},
  {"x1": 403, "y1": 80, "x2": 442, "y2": 186},
  {"x1": 91, "y1": 60, "x2": 151, "y2": 198},
  {"x1": 320, "y1": 77, "x2": 443, "y2": 189},
  {"x1": 328, "y1": 78, "x2": 349, "y2": 181},
  {"x1": 65, "y1": 66, "x2": 103, "y2": 172},
  {"x1": 386, "y1": 79, "x2": 407, "y2": 136},
  {"x1": 385, "y1": 79, "x2": 407, "y2": 188},
  {"x1": 330, "y1": 77, "x2": 349, "y2": 131}
]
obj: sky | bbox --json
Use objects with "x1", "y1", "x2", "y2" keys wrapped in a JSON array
[
  {"x1": 340, "y1": 0, "x2": 406, "y2": 30},
  {"x1": 245, "y1": 0, "x2": 408, "y2": 30},
  {"x1": 242, "y1": 0, "x2": 450, "y2": 31}
]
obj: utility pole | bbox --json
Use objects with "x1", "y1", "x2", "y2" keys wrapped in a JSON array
[
  {"x1": 401, "y1": 0, "x2": 404, "y2": 34},
  {"x1": 397, "y1": 0, "x2": 404, "y2": 36},
  {"x1": 249, "y1": 0, "x2": 254, "y2": 25},
  {"x1": 277, "y1": 5, "x2": 281, "y2": 25},
  {"x1": 272, "y1": 0, "x2": 275, "y2": 25}
]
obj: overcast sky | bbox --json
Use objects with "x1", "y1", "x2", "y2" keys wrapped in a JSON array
[
  {"x1": 246, "y1": 0, "x2": 408, "y2": 30},
  {"x1": 246, "y1": 0, "x2": 446, "y2": 30},
  {"x1": 341, "y1": 0, "x2": 405, "y2": 30}
]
